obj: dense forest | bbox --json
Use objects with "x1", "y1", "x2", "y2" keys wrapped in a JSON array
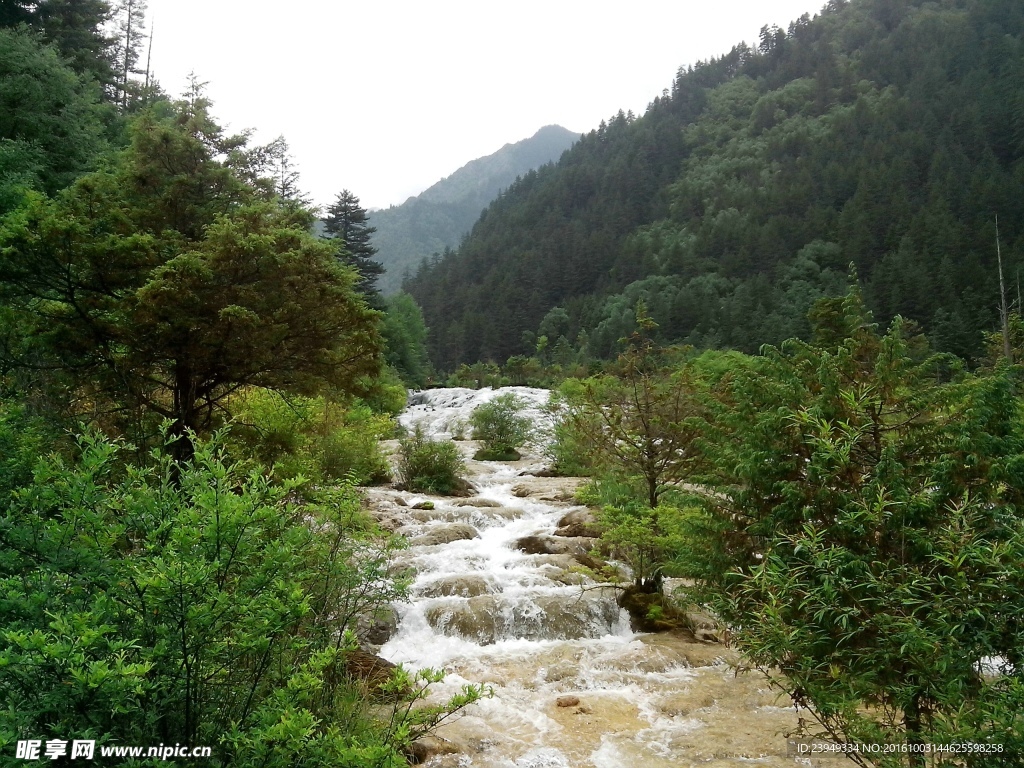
[
  {"x1": 0, "y1": 3, "x2": 452, "y2": 765},
  {"x1": 406, "y1": 0, "x2": 1024, "y2": 371},
  {"x1": 369, "y1": 125, "x2": 577, "y2": 295}
]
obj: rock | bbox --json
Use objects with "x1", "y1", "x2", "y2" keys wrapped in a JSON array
[
  {"x1": 356, "y1": 606, "x2": 399, "y2": 646},
  {"x1": 453, "y1": 498, "x2": 502, "y2": 508},
  {"x1": 617, "y1": 585, "x2": 692, "y2": 633},
  {"x1": 554, "y1": 509, "x2": 601, "y2": 538},
  {"x1": 514, "y1": 535, "x2": 597, "y2": 557},
  {"x1": 405, "y1": 735, "x2": 460, "y2": 764},
  {"x1": 695, "y1": 627, "x2": 724, "y2": 644},
  {"x1": 410, "y1": 523, "x2": 479, "y2": 546},
  {"x1": 511, "y1": 483, "x2": 531, "y2": 498},
  {"x1": 424, "y1": 593, "x2": 620, "y2": 644},
  {"x1": 418, "y1": 575, "x2": 492, "y2": 598},
  {"x1": 343, "y1": 649, "x2": 400, "y2": 695},
  {"x1": 542, "y1": 662, "x2": 578, "y2": 682},
  {"x1": 412, "y1": 501, "x2": 435, "y2": 510},
  {"x1": 556, "y1": 695, "x2": 580, "y2": 708},
  {"x1": 450, "y1": 477, "x2": 478, "y2": 497},
  {"x1": 391, "y1": 495, "x2": 408, "y2": 507}
]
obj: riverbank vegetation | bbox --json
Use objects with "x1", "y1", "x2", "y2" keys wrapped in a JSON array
[
  {"x1": 554, "y1": 290, "x2": 1024, "y2": 765},
  {"x1": 0, "y1": 7, "x2": 469, "y2": 765}
]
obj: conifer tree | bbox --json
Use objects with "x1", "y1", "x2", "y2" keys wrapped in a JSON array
[{"x1": 323, "y1": 189, "x2": 384, "y2": 299}]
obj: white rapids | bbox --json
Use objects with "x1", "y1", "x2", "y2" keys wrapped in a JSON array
[{"x1": 371, "y1": 388, "x2": 811, "y2": 768}]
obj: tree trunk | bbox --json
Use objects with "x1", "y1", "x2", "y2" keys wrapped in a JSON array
[
  {"x1": 170, "y1": 361, "x2": 198, "y2": 471},
  {"x1": 903, "y1": 691, "x2": 925, "y2": 768}
]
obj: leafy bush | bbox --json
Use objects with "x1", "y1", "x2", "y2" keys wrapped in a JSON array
[
  {"x1": 396, "y1": 426, "x2": 465, "y2": 494},
  {"x1": 227, "y1": 388, "x2": 392, "y2": 484},
  {"x1": 469, "y1": 393, "x2": 536, "y2": 460},
  {"x1": 545, "y1": 382, "x2": 597, "y2": 476},
  {"x1": 0, "y1": 430, "x2": 484, "y2": 765}
]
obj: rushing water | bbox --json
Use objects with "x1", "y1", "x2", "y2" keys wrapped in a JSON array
[{"x1": 372, "y1": 388, "x2": 808, "y2": 768}]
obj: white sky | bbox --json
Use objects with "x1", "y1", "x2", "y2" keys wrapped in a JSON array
[{"x1": 145, "y1": 0, "x2": 825, "y2": 211}]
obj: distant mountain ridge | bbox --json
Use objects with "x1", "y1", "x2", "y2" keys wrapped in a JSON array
[
  {"x1": 370, "y1": 125, "x2": 578, "y2": 294},
  {"x1": 405, "y1": 0, "x2": 1024, "y2": 371}
]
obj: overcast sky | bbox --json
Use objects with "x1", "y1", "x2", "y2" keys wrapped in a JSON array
[{"x1": 144, "y1": 0, "x2": 825, "y2": 211}]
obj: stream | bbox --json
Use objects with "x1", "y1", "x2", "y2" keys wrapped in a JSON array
[{"x1": 366, "y1": 387, "x2": 815, "y2": 768}]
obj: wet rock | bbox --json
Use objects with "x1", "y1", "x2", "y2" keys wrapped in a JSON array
[
  {"x1": 418, "y1": 575, "x2": 491, "y2": 598},
  {"x1": 554, "y1": 509, "x2": 601, "y2": 538},
  {"x1": 695, "y1": 627, "x2": 724, "y2": 644},
  {"x1": 514, "y1": 535, "x2": 597, "y2": 557},
  {"x1": 542, "y1": 662, "x2": 578, "y2": 682},
  {"x1": 391, "y1": 495, "x2": 408, "y2": 507},
  {"x1": 452, "y1": 498, "x2": 502, "y2": 508},
  {"x1": 412, "y1": 501, "x2": 435, "y2": 510},
  {"x1": 511, "y1": 483, "x2": 531, "y2": 498},
  {"x1": 374, "y1": 514, "x2": 406, "y2": 533},
  {"x1": 424, "y1": 594, "x2": 621, "y2": 644},
  {"x1": 617, "y1": 584, "x2": 692, "y2": 633},
  {"x1": 521, "y1": 467, "x2": 559, "y2": 477},
  {"x1": 356, "y1": 606, "x2": 400, "y2": 646},
  {"x1": 343, "y1": 649, "x2": 401, "y2": 697},
  {"x1": 404, "y1": 735, "x2": 460, "y2": 764},
  {"x1": 556, "y1": 695, "x2": 580, "y2": 708},
  {"x1": 410, "y1": 523, "x2": 479, "y2": 546}
]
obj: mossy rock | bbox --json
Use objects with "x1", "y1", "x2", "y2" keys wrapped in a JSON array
[
  {"x1": 617, "y1": 585, "x2": 692, "y2": 634},
  {"x1": 472, "y1": 447, "x2": 522, "y2": 461}
]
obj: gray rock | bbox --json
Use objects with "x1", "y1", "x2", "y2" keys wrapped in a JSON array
[{"x1": 410, "y1": 523, "x2": 479, "y2": 547}]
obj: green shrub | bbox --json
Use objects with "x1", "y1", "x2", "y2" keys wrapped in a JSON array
[
  {"x1": 396, "y1": 426, "x2": 465, "y2": 494},
  {"x1": 0, "y1": 430, "x2": 485, "y2": 765},
  {"x1": 469, "y1": 393, "x2": 536, "y2": 460},
  {"x1": 227, "y1": 388, "x2": 392, "y2": 484}
]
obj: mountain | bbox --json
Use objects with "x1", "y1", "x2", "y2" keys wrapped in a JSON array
[
  {"x1": 405, "y1": 0, "x2": 1024, "y2": 371},
  {"x1": 369, "y1": 125, "x2": 579, "y2": 294}
]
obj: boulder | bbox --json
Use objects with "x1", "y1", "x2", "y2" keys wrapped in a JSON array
[
  {"x1": 412, "y1": 501, "x2": 434, "y2": 510},
  {"x1": 452, "y1": 498, "x2": 502, "y2": 508},
  {"x1": 356, "y1": 606, "x2": 400, "y2": 646},
  {"x1": 410, "y1": 523, "x2": 479, "y2": 547},
  {"x1": 514, "y1": 535, "x2": 597, "y2": 557},
  {"x1": 405, "y1": 736, "x2": 460, "y2": 765},
  {"x1": 343, "y1": 649, "x2": 400, "y2": 695},
  {"x1": 418, "y1": 575, "x2": 491, "y2": 598},
  {"x1": 554, "y1": 509, "x2": 601, "y2": 538},
  {"x1": 556, "y1": 695, "x2": 581, "y2": 708}
]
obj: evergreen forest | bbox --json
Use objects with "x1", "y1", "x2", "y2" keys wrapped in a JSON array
[
  {"x1": 3, "y1": 0, "x2": 1024, "y2": 766},
  {"x1": 405, "y1": 0, "x2": 1024, "y2": 372}
]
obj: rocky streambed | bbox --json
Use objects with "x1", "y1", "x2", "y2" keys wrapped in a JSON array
[{"x1": 362, "y1": 388, "x2": 822, "y2": 768}]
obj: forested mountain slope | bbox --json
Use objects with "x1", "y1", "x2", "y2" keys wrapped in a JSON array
[
  {"x1": 370, "y1": 125, "x2": 578, "y2": 294},
  {"x1": 406, "y1": 0, "x2": 1024, "y2": 370}
]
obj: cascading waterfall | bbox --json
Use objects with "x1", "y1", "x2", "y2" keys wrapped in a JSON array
[{"x1": 370, "y1": 388, "x2": 807, "y2": 768}]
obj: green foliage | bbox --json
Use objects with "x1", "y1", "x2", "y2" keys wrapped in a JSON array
[
  {"x1": 396, "y1": 426, "x2": 465, "y2": 495},
  {"x1": 226, "y1": 388, "x2": 392, "y2": 485},
  {"x1": 560, "y1": 317, "x2": 708, "y2": 509},
  {"x1": 685, "y1": 289, "x2": 1024, "y2": 761},
  {"x1": 323, "y1": 189, "x2": 384, "y2": 299},
  {"x1": 381, "y1": 292, "x2": 430, "y2": 388},
  {"x1": 469, "y1": 393, "x2": 535, "y2": 459},
  {"x1": 545, "y1": 382, "x2": 596, "y2": 476},
  {"x1": 0, "y1": 430, "x2": 483, "y2": 765},
  {"x1": 0, "y1": 95, "x2": 381, "y2": 458},
  {"x1": 0, "y1": 26, "x2": 109, "y2": 213},
  {"x1": 408, "y1": 0, "x2": 1024, "y2": 369}
]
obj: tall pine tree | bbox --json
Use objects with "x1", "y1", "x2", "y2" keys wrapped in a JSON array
[{"x1": 323, "y1": 189, "x2": 384, "y2": 300}]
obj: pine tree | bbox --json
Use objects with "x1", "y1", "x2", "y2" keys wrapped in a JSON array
[
  {"x1": 110, "y1": 0, "x2": 146, "y2": 109},
  {"x1": 323, "y1": 189, "x2": 384, "y2": 299}
]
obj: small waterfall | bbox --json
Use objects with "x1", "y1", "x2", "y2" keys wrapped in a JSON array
[{"x1": 373, "y1": 388, "x2": 806, "y2": 767}]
